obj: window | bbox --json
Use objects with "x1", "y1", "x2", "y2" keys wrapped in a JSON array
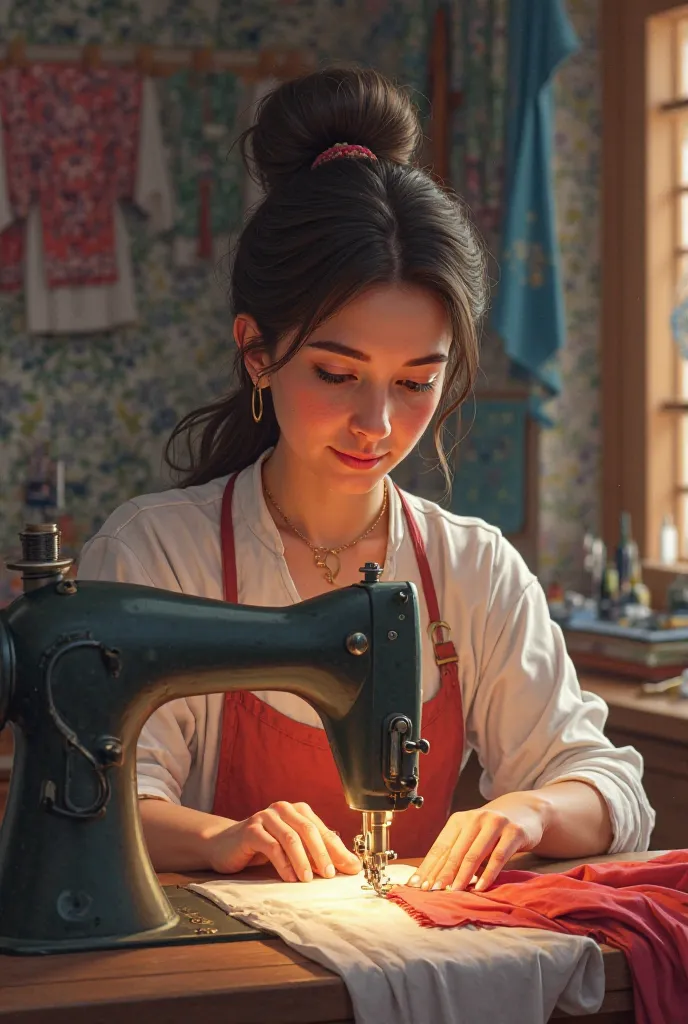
[
  {"x1": 602, "y1": 0, "x2": 688, "y2": 606},
  {"x1": 659, "y1": 16, "x2": 688, "y2": 555},
  {"x1": 675, "y1": 20, "x2": 688, "y2": 550}
]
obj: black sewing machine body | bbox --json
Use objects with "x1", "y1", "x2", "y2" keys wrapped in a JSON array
[{"x1": 0, "y1": 527, "x2": 427, "y2": 955}]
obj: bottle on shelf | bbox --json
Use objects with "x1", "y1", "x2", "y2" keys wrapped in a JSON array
[
  {"x1": 615, "y1": 511, "x2": 634, "y2": 593},
  {"x1": 599, "y1": 563, "x2": 618, "y2": 620},
  {"x1": 628, "y1": 549, "x2": 651, "y2": 608},
  {"x1": 659, "y1": 513, "x2": 679, "y2": 566}
]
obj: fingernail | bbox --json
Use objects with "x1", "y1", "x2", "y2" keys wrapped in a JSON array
[
  {"x1": 324, "y1": 864, "x2": 335, "y2": 878},
  {"x1": 475, "y1": 880, "x2": 486, "y2": 892},
  {"x1": 303, "y1": 868, "x2": 313, "y2": 882},
  {"x1": 420, "y1": 880, "x2": 430, "y2": 891},
  {"x1": 407, "y1": 874, "x2": 421, "y2": 887},
  {"x1": 431, "y1": 881, "x2": 443, "y2": 890}
]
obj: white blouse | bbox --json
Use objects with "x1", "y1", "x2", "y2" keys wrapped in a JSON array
[{"x1": 77, "y1": 449, "x2": 655, "y2": 854}]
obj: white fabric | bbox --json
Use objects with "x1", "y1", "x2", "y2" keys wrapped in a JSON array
[
  {"x1": 76, "y1": 448, "x2": 656, "y2": 854},
  {"x1": 23, "y1": 77, "x2": 174, "y2": 335},
  {"x1": 25, "y1": 203, "x2": 137, "y2": 334},
  {"x1": 190, "y1": 863, "x2": 605, "y2": 1024}
]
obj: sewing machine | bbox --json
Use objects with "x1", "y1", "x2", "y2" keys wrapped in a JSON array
[{"x1": 0, "y1": 523, "x2": 429, "y2": 955}]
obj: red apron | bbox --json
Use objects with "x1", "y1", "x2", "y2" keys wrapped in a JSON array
[{"x1": 212, "y1": 473, "x2": 465, "y2": 857}]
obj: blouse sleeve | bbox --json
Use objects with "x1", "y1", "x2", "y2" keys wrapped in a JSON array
[
  {"x1": 465, "y1": 542, "x2": 656, "y2": 854},
  {"x1": 77, "y1": 531, "x2": 195, "y2": 804}
]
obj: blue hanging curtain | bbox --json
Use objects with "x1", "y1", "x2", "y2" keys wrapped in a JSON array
[{"x1": 490, "y1": 0, "x2": 579, "y2": 422}]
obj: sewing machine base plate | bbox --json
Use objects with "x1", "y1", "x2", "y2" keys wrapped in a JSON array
[{"x1": 0, "y1": 887, "x2": 265, "y2": 956}]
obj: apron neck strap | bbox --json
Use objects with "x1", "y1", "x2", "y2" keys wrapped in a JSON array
[{"x1": 221, "y1": 472, "x2": 240, "y2": 603}]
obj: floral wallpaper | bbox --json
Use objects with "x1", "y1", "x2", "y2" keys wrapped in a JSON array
[
  {"x1": 0, "y1": 0, "x2": 600, "y2": 602},
  {"x1": 542, "y1": 0, "x2": 601, "y2": 587}
]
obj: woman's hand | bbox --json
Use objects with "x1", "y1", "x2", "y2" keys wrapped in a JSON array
[
  {"x1": 407, "y1": 791, "x2": 549, "y2": 893},
  {"x1": 207, "y1": 800, "x2": 362, "y2": 882}
]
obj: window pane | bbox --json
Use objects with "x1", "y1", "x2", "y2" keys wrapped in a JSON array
[
  {"x1": 682, "y1": 357, "x2": 688, "y2": 399},
  {"x1": 680, "y1": 20, "x2": 688, "y2": 97},
  {"x1": 681, "y1": 124, "x2": 688, "y2": 184},
  {"x1": 682, "y1": 414, "x2": 688, "y2": 486},
  {"x1": 681, "y1": 191, "x2": 688, "y2": 246},
  {"x1": 676, "y1": 256, "x2": 688, "y2": 390}
]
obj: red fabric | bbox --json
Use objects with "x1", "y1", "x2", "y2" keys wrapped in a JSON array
[
  {"x1": 212, "y1": 472, "x2": 465, "y2": 858},
  {"x1": 0, "y1": 65, "x2": 141, "y2": 290},
  {"x1": 388, "y1": 851, "x2": 688, "y2": 1024}
]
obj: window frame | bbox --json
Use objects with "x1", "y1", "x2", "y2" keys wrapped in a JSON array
[{"x1": 602, "y1": 0, "x2": 688, "y2": 606}]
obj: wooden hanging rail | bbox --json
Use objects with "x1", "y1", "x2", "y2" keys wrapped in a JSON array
[
  {"x1": 427, "y1": 7, "x2": 463, "y2": 186},
  {"x1": 0, "y1": 38, "x2": 313, "y2": 81}
]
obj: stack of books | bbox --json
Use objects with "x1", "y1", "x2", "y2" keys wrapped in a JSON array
[{"x1": 560, "y1": 615, "x2": 688, "y2": 681}]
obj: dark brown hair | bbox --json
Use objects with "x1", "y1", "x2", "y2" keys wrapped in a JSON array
[{"x1": 165, "y1": 65, "x2": 487, "y2": 490}]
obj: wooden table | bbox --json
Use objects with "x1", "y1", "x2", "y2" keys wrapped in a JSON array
[{"x1": 0, "y1": 851, "x2": 657, "y2": 1024}]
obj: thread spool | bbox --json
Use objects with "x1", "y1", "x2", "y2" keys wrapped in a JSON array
[{"x1": 20, "y1": 524, "x2": 60, "y2": 564}]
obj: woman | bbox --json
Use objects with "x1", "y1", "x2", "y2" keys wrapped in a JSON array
[{"x1": 78, "y1": 66, "x2": 654, "y2": 895}]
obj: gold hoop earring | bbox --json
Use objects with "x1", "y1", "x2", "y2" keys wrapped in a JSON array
[{"x1": 251, "y1": 381, "x2": 263, "y2": 424}]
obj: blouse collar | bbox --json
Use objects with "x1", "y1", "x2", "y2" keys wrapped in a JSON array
[{"x1": 233, "y1": 447, "x2": 406, "y2": 576}]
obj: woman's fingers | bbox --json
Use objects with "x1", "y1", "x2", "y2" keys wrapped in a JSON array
[
  {"x1": 442, "y1": 822, "x2": 502, "y2": 891},
  {"x1": 259, "y1": 802, "x2": 361, "y2": 881},
  {"x1": 407, "y1": 810, "x2": 532, "y2": 892},
  {"x1": 242, "y1": 820, "x2": 298, "y2": 882},
  {"x1": 291, "y1": 803, "x2": 361, "y2": 876},
  {"x1": 258, "y1": 808, "x2": 316, "y2": 881},
  {"x1": 429, "y1": 819, "x2": 493, "y2": 891},
  {"x1": 407, "y1": 813, "x2": 468, "y2": 889},
  {"x1": 246, "y1": 851, "x2": 269, "y2": 867},
  {"x1": 272, "y1": 802, "x2": 337, "y2": 879},
  {"x1": 471, "y1": 826, "x2": 525, "y2": 892}
]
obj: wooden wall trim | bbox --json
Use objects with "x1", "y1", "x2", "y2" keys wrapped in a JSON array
[
  {"x1": 600, "y1": 0, "x2": 627, "y2": 551},
  {"x1": 601, "y1": 0, "x2": 648, "y2": 553}
]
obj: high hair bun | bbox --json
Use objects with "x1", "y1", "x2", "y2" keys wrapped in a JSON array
[{"x1": 244, "y1": 65, "x2": 423, "y2": 194}]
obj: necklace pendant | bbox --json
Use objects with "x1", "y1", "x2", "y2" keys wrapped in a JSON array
[
  {"x1": 313, "y1": 548, "x2": 340, "y2": 585},
  {"x1": 314, "y1": 548, "x2": 328, "y2": 570}
]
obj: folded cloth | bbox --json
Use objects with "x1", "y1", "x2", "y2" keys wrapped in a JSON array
[
  {"x1": 388, "y1": 852, "x2": 688, "y2": 1024},
  {"x1": 191, "y1": 863, "x2": 604, "y2": 1024}
]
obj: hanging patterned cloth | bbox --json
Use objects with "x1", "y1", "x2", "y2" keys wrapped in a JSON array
[
  {"x1": 0, "y1": 65, "x2": 140, "y2": 287},
  {"x1": 0, "y1": 65, "x2": 174, "y2": 334},
  {"x1": 164, "y1": 67, "x2": 245, "y2": 268},
  {"x1": 449, "y1": 0, "x2": 509, "y2": 250}
]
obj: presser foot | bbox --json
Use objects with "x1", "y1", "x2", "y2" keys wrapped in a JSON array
[
  {"x1": 360, "y1": 857, "x2": 396, "y2": 896},
  {"x1": 354, "y1": 826, "x2": 397, "y2": 897}
]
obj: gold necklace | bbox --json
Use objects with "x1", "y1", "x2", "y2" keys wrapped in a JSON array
[{"x1": 263, "y1": 478, "x2": 388, "y2": 586}]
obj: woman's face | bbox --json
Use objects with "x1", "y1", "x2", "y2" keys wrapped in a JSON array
[{"x1": 243, "y1": 283, "x2": 452, "y2": 493}]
